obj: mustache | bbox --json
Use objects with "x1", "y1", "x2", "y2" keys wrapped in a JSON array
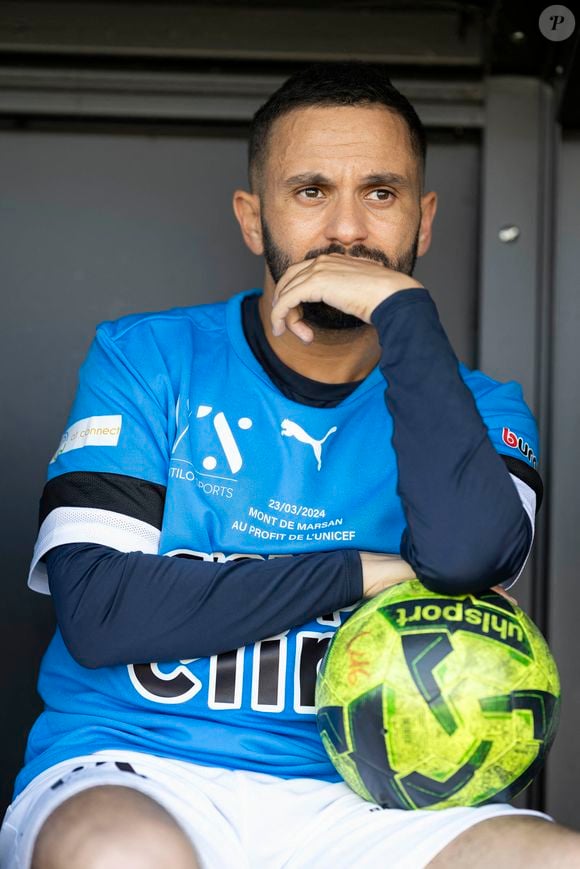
[{"x1": 304, "y1": 243, "x2": 394, "y2": 269}]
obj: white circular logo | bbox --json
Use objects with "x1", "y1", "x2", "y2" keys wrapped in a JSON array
[{"x1": 539, "y1": 5, "x2": 576, "y2": 41}]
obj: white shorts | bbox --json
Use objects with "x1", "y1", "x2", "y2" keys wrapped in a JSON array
[{"x1": 0, "y1": 750, "x2": 549, "y2": 869}]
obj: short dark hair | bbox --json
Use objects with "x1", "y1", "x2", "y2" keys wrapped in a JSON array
[{"x1": 248, "y1": 61, "x2": 427, "y2": 193}]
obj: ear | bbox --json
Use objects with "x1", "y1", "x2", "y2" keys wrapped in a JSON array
[
  {"x1": 417, "y1": 190, "x2": 438, "y2": 257},
  {"x1": 232, "y1": 190, "x2": 263, "y2": 255}
]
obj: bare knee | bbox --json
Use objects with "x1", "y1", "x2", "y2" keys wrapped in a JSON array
[
  {"x1": 32, "y1": 785, "x2": 199, "y2": 869},
  {"x1": 428, "y1": 816, "x2": 580, "y2": 868}
]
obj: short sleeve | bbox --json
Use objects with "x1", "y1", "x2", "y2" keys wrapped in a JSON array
[
  {"x1": 30, "y1": 323, "x2": 171, "y2": 593},
  {"x1": 461, "y1": 367, "x2": 540, "y2": 470},
  {"x1": 461, "y1": 367, "x2": 543, "y2": 545},
  {"x1": 457, "y1": 368, "x2": 541, "y2": 590}
]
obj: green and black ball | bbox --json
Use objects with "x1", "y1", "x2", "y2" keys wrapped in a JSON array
[{"x1": 316, "y1": 580, "x2": 560, "y2": 810}]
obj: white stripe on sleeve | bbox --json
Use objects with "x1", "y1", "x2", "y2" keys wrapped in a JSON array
[
  {"x1": 501, "y1": 474, "x2": 537, "y2": 590},
  {"x1": 28, "y1": 507, "x2": 161, "y2": 595}
]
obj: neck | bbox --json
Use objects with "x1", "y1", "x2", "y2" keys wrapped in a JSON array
[{"x1": 257, "y1": 289, "x2": 381, "y2": 384}]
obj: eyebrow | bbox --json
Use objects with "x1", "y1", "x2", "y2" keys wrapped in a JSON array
[{"x1": 282, "y1": 172, "x2": 410, "y2": 190}]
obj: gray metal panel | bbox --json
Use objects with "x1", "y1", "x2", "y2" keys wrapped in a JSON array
[
  {"x1": 479, "y1": 77, "x2": 554, "y2": 412},
  {"x1": 478, "y1": 78, "x2": 557, "y2": 812},
  {"x1": 0, "y1": 68, "x2": 485, "y2": 129},
  {"x1": 544, "y1": 133, "x2": 580, "y2": 829},
  {"x1": 478, "y1": 77, "x2": 555, "y2": 625},
  {"x1": 0, "y1": 2, "x2": 483, "y2": 65},
  {"x1": 416, "y1": 138, "x2": 480, "y2": 367}
]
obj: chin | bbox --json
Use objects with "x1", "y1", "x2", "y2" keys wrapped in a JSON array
[{"x1": 301, "y1": 302, "x2": 367, "y2": 331}]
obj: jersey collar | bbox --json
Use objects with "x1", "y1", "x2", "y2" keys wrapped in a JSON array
[{"x1": 226, "y1": 289, "x2": 384, "y2": 405}]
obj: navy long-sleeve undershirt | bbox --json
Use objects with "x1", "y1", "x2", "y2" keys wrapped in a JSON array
[
  {"x1": 46, "y1": 544, "x2": 361, "y2": 668},
  {"x1": 370, "y1": 290, "x2": 534, "y2": 593},
  {"x1": 46, "y1": 288, "x2": 536, "y2": 668}
]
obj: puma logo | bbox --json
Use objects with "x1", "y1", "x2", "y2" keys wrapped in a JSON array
[{"x1": 280, "y1": 419, "x2": 337, "y2": 471}]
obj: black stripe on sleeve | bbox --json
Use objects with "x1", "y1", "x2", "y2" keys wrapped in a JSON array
[
  {"x1": 499, "y1": 455, "x2": 544, "y2": 511},
  {"x1": 39, "y1": 472, "x2": 166, "y2": 529}
]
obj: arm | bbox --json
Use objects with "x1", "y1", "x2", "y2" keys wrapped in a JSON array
[
  {"x1": 37, "y1": 313, "x2": 415, "y2": 668},
  {"x1": 46, "y1": 544, "x2": 416, "y2": 668},
  {"x1": 46, "y1": 543, "x2": 362, "y2": 668},
  {"x1": 370, "y1": 289, "x2": 536, "y2": 594},
  {"x1": 270, "y1": 256, "x2": 541, "y2": 594}
]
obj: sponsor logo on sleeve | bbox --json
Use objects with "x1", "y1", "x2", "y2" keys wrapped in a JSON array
[
  {"x1": 50, "y1": 414, "x2": 122, "y2": 463},
  {"x1": 501, "y1": 426, "x2": 537, "y2": 468}
]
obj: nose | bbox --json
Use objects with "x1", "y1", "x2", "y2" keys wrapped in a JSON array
[{"x1": 323, "y1": 194, "x2": 369, "y2": 247}]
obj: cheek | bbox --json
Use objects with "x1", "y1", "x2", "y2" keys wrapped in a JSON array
[
  {"x1": 270, "y1": 208, "x2": 322, "y2": 249},
  {"x1": 369, "y1": 212, "x2": 417, "y2": 250},
  {"x1": 381, "y1": 207, "x2": 421, "y2": 244}
]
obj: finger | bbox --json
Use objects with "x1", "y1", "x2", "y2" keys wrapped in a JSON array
[
  {"x1": 490, "y1": 585, "x2": 518, "y2": 606},
  {"x1": 271, "y1": 274, "x2": 324, "y2": 336},
  {"x1": 270, "y1": 296, "x2": 304, "y2": 339},
  {"x1": 290, "y1": 320, "x2": 315, "y2": 344},
  {"x1": 273, "y1": 259, "x2": 317, "y2": 304},
  {"x1": 272, "y1": 253, "x2": 351, "y2": 305},
  {"x1": 282, "y1": 305, "x2": 314, "y2": 344},
  {"x1": 273, "y1": 254, "x2": 357, "y2": 307}
]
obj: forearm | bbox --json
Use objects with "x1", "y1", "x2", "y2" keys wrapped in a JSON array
[
  {"x1": 371, "y1": 289, "x2": 533, "y2": 594},
  {"x1": 46, "y1": 542, "x2": 363, "y2": 668}
]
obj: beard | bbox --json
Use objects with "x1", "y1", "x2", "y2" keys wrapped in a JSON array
[{"x1": 260, "y1": 215, "x2": 420, "y2": 332}]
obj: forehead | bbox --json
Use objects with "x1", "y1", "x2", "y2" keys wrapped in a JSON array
[{"x1": 266, "y1": 104, "x2": 418, "y2": 183}]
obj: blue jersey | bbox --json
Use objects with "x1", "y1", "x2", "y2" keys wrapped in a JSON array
[{"x1": 16, "y1": 289, "x2": 539, "y2": 796}]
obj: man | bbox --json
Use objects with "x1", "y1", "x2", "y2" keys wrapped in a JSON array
[{"x1": 1, "y1": 61, "x2": 578, "y2": 868}]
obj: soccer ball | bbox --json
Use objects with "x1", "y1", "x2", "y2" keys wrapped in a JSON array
[{"x1": 315, "y1": 580, "x2": 560, "y2": 810}]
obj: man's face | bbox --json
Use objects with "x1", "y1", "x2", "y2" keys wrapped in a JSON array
[{"x1": 258, "y1": 104, "x2": 425, "y2": 330}]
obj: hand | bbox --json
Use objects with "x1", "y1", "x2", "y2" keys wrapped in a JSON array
[
  {"x1": 490, "y1": 585, "x2": 518, "y2": 606},
  {"x1": 360, "y1": 551, "x2": 417, "y2": 599},
  {"x1": 359, "y1": 557, "x2": 519, "y2": 606},
  {"x1": 270, "y1": 253, "x2": 423, "y2": 343}
]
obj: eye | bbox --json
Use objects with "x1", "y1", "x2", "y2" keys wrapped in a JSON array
[
  {"x1": 367, "y1": 189, "x2": 394, "y2": 202},
  {"x1": 298, "y1": 187, "x2": 323, "y2": 199}
]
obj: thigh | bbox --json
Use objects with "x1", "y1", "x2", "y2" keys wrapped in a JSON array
[
  {"x1": 427, "y1": 815, "x2": 580, "y2": 868},
  {"x1": 283, "y1": 779, "x2": 549, "y2": 869},
  {"x1": 31, "y1": 784, "x2": 198, "y2": 869},
  {"x1": 0, "y1": 753, "x2": 246, "y2": 869}
]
